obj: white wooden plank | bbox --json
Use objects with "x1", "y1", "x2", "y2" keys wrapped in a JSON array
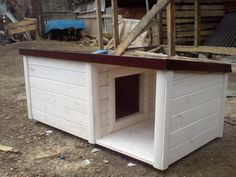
[
  {"x1": 97, "y1": 120, "x2": 154, "y2": 165},
  {"x1": 171, "y1": 98, "x2": 222, "y2": 132},
  {"x1": 30, "y1": 77, "x2": 87, "y2": 100},
  {"x1": 173, "y1": 71, "x2": 205, "y2": 81},
  {"x1": 169, "y1": 125, "x2": 218, "y2": 164},
  {"x1": 218, "y1": 74, "x2": 228, "y2": 137},
  {"x1": 100, "y1": 85, "x2": 109, "y2": 99},
  {"x1": 86, "y1": 63, "x2": 96, "y2": 144},
  {"x1": 32, "y1": 100, "x2": 88, "y2": 126},
  {"x1": 170, "y1": 111, "x2": 220, "y2": 148},
  {"x1": 173, "y1": 73, "x2": 224, "y2": 98},
  {"x1": 33, "y1": 110, "x2": 88, "y2": 140},
  {"x1": 172, "y1": 84, "x2": 223, "y2": 115},
  {"x1": 99, "y1": 72, "x2": 109, "y2": 86},
  {"x1": 154, "y1": 71, "x2": 173, "y2": 170},
  {"x1": 30, "y1": 88, "x2": 88, "y2": 113},
  {"x1": 101, "y1": 98, "x2": 109, "y2": 113},
  {"x1": 29, "y1": 65, "x2": 86, "y2": 86},
  {"x1": 23, "y1": 56, "x2": 33, "y2": 119},
  {"x1": 101, "y1": 112, "x2": 109, "y2": 126},
  {"x1": 28, "y1": 56, "x2": 86, "y2": 73}
]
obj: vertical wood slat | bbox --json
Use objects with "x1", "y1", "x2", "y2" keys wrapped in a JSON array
[
  {"x1": 194, "y1": 0, "x2": 201, "y2": 47},
  {"x1": 146, "y1": 0, "x2": 153, "y2": 46},
  {"x1": 166, "y1": 0, "x2": 176, "y2": 56},
  {"x1": 95, "y1": 0, "x2": 104, "y2": 49},
  {"x1": 111, "y1": 0, "x2": 119, "y2": 48}
]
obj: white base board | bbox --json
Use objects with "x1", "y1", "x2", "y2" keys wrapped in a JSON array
[{"x1": 96, "y1": 120, "x2": 154, "y2": 165}]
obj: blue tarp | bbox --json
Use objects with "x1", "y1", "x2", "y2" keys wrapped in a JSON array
[{"x1": 45, "y1": 20, "x2": 85, "y2": 34}]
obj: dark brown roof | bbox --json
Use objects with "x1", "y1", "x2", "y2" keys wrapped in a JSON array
[{"x1": 19, "y1": 48, "x2": 232, "y2": 72}]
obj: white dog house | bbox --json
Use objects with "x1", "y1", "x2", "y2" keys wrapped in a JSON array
[{"x1": 20, "y1": 48, "x2": 231, "y2": 170}]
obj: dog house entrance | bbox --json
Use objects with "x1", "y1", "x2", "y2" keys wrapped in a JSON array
[
  {"x1": 96, "y1": 70, "x2": 155, "y2": 165},
  {"x1": 115, "y1": 74, "x2": 140, "y2": 119}
]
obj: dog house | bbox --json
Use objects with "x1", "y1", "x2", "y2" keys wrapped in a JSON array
[{"x1": 20, "y1": 48, "x2": 231, "y2": 170}]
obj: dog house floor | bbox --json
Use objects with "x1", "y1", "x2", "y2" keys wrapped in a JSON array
[{"x1": 96, "y1": 120, "x2": 154, "y2": 164}]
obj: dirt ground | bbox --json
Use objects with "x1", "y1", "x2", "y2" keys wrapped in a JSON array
[{"x1": 0, "y1": 40, "x2": 236, "y2": 177}]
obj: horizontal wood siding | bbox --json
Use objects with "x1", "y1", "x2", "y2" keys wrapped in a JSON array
[
  {"x1": 97, "y1": 64, "x2": 155, "y2": 137},
  {"x1": 169, "y1": 72, "x2": 225, "y2": 164},
  {"x1": 161, "y1": 0, "x2": 225, "y2": 45},
  {"x1": 27, "y1": 56, "x2": 89, "y2": 140}
]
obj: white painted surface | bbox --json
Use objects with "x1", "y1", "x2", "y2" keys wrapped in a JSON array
[
  {"x1": 23, "y1": 56, "x2": 33, "y2": 119},
  {"x1": 97, "y1": 120, "x2": 154, "y2": 164},
  {"x1": 168, "y1": 72, "x2": 226, "y2": 165},
  {"x1": 96, "y1": 64, "x2": 155, "y2": 137},
  {"x1": 153, "y1": 71, "x2": 173, "y2": 170},
  {"x1": 26, "y1": 56, "x2": 91, "y2": 140},
  {"x1": 23, "y1": 56, "x2": 229, "y2": 170}
]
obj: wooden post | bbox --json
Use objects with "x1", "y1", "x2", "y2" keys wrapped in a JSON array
[
  {"x1": 146, "y1": 0, "x2": 152, "y2": 46},
  {"x1": 114, "y1": 0, "x2": 170, "y2": 55},
  {"x1": 95, "y1": 0, "x2": 104, "y2": 49},
  {"x1": 194, "y1": 0, "x2": 201, "y2": 47},
  {"x1": 31, "y1": 0, "x2": 45, "y2": 38},
  {"x1": 111, "y1": 0, "x2": 119, "y2": 49},
  {"x1": 166, "y1": 0, "x2": 176, "y2": 56}
]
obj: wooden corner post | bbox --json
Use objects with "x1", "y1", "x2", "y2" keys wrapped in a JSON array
[
  {"x1": 194, "y1": 0, "x2": 201, "y2": 47},
  {"x1": 111, "y1": 0, "x2": 119, "y2": 48},
  {"x1": 95, "y1": 0, "x2": 104, "y2": 49},
  {"x1": 166, "y1": 0, "x2": 176, "y2": 56}
]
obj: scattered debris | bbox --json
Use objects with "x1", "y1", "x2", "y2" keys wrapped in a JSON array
[
  {"x1": 35, "y1": 153, "x2": 62, "y2": 160},
  {"x1": 93, "y1": 49, "x2": 110, "y2": 55},
  {"x1": 225, "y1": 117, "x2": 236, "y2": 126},
  {"x1": 81, "y1": 159, "x2": 91, "y2": 168},
  {"x1": 127, "y1": 162, "x2": 137, "y2": 167},
  {"x1": 0, "y1": 144, "x2": 20, "y2": 153},
  {"x1": 103, "y1": 159, "x2": 110, "y2": 164},
  {"x1": 45, "y1": 130, "x2": 53, "y2": 136},
  {"x1": 91, "y1": 148, "x2": 101, "y2": 153},
  {"x1": 58, "y1": 154, "x2": 65, "y2": 160}
]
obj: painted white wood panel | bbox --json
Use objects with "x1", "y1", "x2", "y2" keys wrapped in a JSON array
[
  {"x1": 99, "y1": 72, "x2": 109, "y2": 86},
  {"x1": 171, "y1": 98, "x2": 222, "y2": 132},
  {"x1": 32, "y1": 99, "x2": 88, "y2": 126},
  {"x1": 97, "y1": 120, "x2": 154, "y2": 165},
  {"x1": 169, "y1": 125, "x2": 218, "y2": 164},
  {"x1": 173, "y1": 73, "x2": 224, "y2": 98},
  {"x1": 29, "y1": 65, "x2": 86, "y2": 86},
  {"x1": 23, "y1": 56, "x2": 33, "y2": 119},
  {"x1": 101, "y1": 112, "x2": 109, "y2": 126},
  {"x1": 173, "y1": 71, "x2": 205, "y2": 81},
  {"x1": 168, "y1": 72, "x2": 226, "y2": 166},
  {"x1": 100, "y1": 85, "x2": 109, "y2": 99},
  {"x1": 172, "y1": 84, "x2": 223, "y2": 115},
  {"x1": 154, "y1": 71, "x2": 173, "y2": 170},
  {"x1": 33, "y1": 110, "x2": 88, "y2": 140},
  {"x1": 28, "y1": 56, "x2": 86, "y2": 72},
  {"x1": 30, "y1": 88, "x2": 88, "y2": 113},
  {"x1": 170, "y1": 111, "x2": 221, "y2": 148},
  {"x1": 30, "y1": 77, "x2": 87, "y2": 100}
]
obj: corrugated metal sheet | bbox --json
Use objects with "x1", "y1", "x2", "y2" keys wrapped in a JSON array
[{"x1": 204, "y1": 12, "x2": 236, "y2": 47}]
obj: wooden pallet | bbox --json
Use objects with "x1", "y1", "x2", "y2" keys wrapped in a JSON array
[{"x1": 5, "y1": 18, "x2": 39, "y2": 40}]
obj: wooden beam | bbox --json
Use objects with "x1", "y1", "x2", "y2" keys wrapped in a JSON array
[
  {"x1": 111, "y1": 0, "x2": 119, "y2": 49},
  {"x1": 95, "y1": 0, "x2": 104, "y2": 49},
  {"x1": 166, "y1": 0, "x2": 176, "y2": 56},
  {"x1": 114, "y1": 0, "x2": 170, "y2": 56},
  {"x1": 146, "y1": 0, "x2": 152, "y2": 46},
  {"x1": 157, "y1": 9, "x2": 163, "y2": 45},
  {"x1": 163, "y1": 45, "x2": 236, "y2": 56},
  {"x1": 31, "y1": 0, "x2": 45, "y2": 38},
  {"x1": 194, "y1": 0, "x2": 201, "y2": 47}
]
